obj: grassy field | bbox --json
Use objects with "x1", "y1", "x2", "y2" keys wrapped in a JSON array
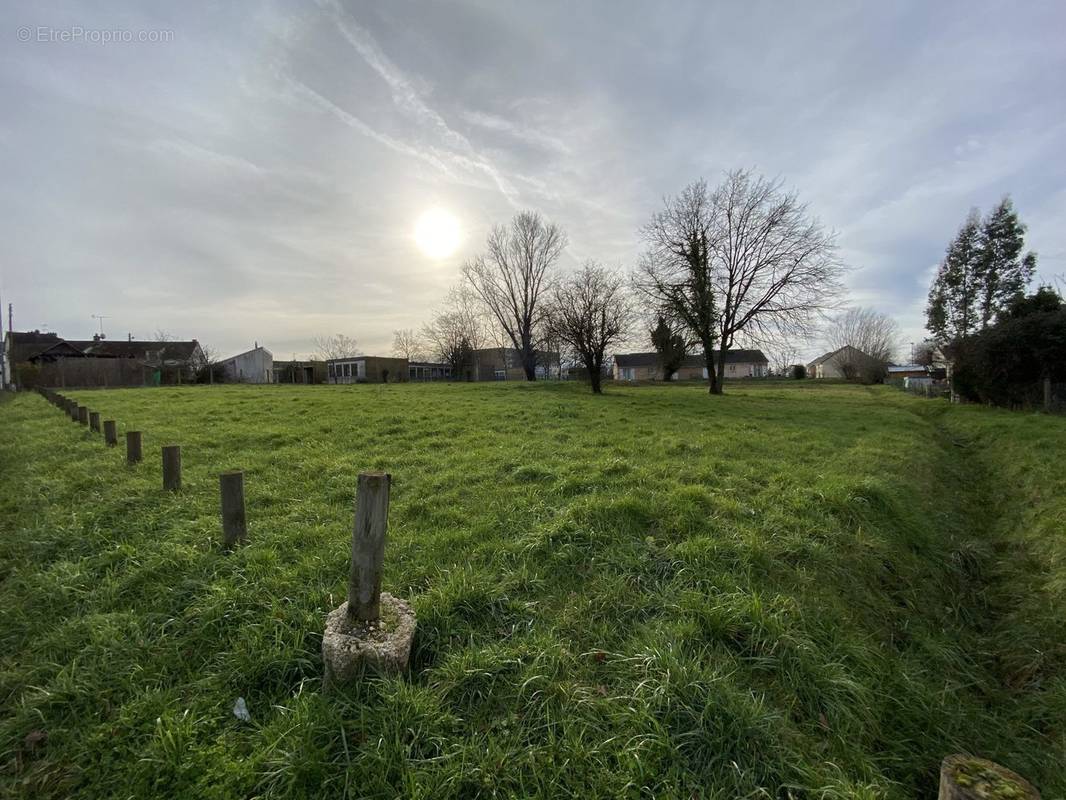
[{"x1": 1, "y1": 381, "x2": 1063, "y2": 799}]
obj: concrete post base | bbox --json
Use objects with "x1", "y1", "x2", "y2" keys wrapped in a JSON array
[
  {"x1": 322, "y1": 593, "x2": 416, "y2": 689},
  {"x1": 939, "y1": 755, "x2": 1040, "y2": 800}
]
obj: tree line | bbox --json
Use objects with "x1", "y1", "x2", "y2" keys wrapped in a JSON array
[
  {"x1": 924, "y1": 198, "x2": 1064, "y2": 409},
  {"x1": 394, "y1": 168, "x2": 844, "y2": 395}
]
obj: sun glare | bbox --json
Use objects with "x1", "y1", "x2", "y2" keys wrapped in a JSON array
[{"x1": 414, "y1": 208, "x2": 461, "y2": 259}]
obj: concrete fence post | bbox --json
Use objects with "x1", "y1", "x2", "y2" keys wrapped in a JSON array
[
  {"x1": 126, "y1": 431, "x2": 142, "y2": 465},
  {"x1": 219, "y1": 470, "x2": 247, "y2": 548},
  {"x1": 103, "y1": 420, "x2": 118, "y2": 446},
  {"x1": 162, "y1": 445, "x2": 182, "y2": 491}
]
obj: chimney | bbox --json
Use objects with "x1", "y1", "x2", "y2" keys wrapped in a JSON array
[
  {"x1": 128, "y1": 333, "x2": 133, "y2": 342},
  {"x1": 255, "y1": 340, "x2": 258, "y2": 349},
  {"x1": 93, "y1": 333, "x2": 101, "y2": 342}
]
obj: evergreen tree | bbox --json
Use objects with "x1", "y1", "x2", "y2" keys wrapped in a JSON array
[
  {"x1": 976, "y1": 197, "x2": 1037, "y2": 327},
  {"x1": 926, "y1": 210, "x2": 982, "y2": 342},
  {"x1": 927, "y1": 199, "x2": 1038, "y2": 344},
  {"x1": 649, "y1": 314, "x2": 688, "y2": 380}
]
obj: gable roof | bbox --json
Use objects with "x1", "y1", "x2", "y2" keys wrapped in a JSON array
[
  {"x1": 614, "y1": 349, "x2": 768, "y2": 368},
  {"x1": 807, "y1": 345, "x2": 876, "y2": 368},
  {"x1": 69, "y1": 340, "x2": 202, "y2": 361},
  {"x1": 222, "y1": 345, "x2": 272, "y2": 362}
]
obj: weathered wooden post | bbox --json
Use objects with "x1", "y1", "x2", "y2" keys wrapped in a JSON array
[
  {"x1": 89, "y1": 411, "x2": 100, "y2": 433},
  {"x1": 78, "y1": 406, "x2": 89, "y2": 426},
  {"x1": 348, "y1": 472, "x2": 390, "y2": 622},
  {"x1": 67, "y1": 399, "x2": 77, "y2": 420},
  {"x1": 938, "y1": 755, "x2": 1039, "y2": 800},
  {"x1": 126, "y1": 431, "x2": 142, "y2": 465},
  {"x1": 103, "y1": 420, "x2": 117, "y2": 446},
  {"x1": 219, "y1": 470, "x2": 247, "y2": 548},
  {"x1": 322, "y1": 471, "x2": 415, "y2": 688},
  {"x1": 162, "y1": 445, "x2": 182, "y2": 491}
]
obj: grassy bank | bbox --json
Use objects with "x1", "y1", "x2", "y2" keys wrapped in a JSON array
[{"x1": 1, "y1": 382, "x2": 1062, "y2": 798}]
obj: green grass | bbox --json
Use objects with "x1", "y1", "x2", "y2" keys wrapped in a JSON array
[{"x1": 1, "y1": 381, "x2": 1063, "y2": 799}]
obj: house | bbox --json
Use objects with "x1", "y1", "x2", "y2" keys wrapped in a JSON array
[
  {"x1": 806, "y1": 345, "x2": 880, "y2": 379},
  {"x1": 886, "y1": 364, "x2": 928, "y2": 382},
  {"x1": 613, "y1": 350, "x2": 769, "y2": 381},
  {"x1": 408, "y1": 361, "x2": 452, "y2": 381},
  {"x1": 3, "y1": 330, "x2": 204, "y2": 388},
  {"x1": 273, "y1": 359, "x2": 327, "y2": 384},
  {"x1": 221, "y1": 344, "x2": 274, "y2": 383},
  {"x1": 470, "y1": 347, "x2": 561, "y2": 381},
  {"x1": 327, "y1": 356, "x2": 408, "y2": 383}
]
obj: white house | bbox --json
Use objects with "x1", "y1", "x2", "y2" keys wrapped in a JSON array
[{"x1": 221, "y1": 344, "x2": 273, "y2": 383}]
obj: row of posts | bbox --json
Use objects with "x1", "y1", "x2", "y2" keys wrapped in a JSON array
[{"x1": 38, "y1": 387, "x2": 247, "y2": 548}]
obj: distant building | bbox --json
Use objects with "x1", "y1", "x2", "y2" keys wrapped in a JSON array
[
  {"x1": 327, "y1": 356, "x2": 408, "y2": 383},
  {"x1": 613, "y1": 350, "x2": 769, "y2": 381},
  {"x1": 886, "y1": 365, "x2": 928, "y2": 381},
  {"x1": 3, "y1": 330, "x2": 204, "y2": 388},
  {"x1": 273, "y1": 359, "x2": 326, "y2": 384},
  {"x1": 408, "y1": 361, "x2": 452, "y2": 381},
  {"x1": 470, "y1": 347, "x2": 561, "y2": 381},
  {"x1": 221, "y1": 344, "x2": 273, "y2": 383},
  {"x1": 806, "y1": 345, "x2": 879, "y2": 379}
]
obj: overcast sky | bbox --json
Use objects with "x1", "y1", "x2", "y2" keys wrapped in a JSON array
[{"x1": 3, "y1": 0, "x2": 1064, "y2": 361}]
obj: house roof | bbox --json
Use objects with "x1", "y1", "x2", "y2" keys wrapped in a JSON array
[
  {"x1": 807, "y1": 345, "x2": 876, "y2": 368},
  {"x1": 222, "y1": 345, "x2": 273, "y2": 362},
  {"x1": 614, "y1": 349, "x2": 768, "y2": 368},
  {"x1": 69, "y1": 339, "x2": 202, "y2": 361},
  {"x1": 6, "y1": 331, "x2": 201, "y2": 363},
  {"x1": 887, "y1": 364, "x2": 926, "y2": 373}
]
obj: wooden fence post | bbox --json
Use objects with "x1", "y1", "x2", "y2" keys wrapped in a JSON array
[
  {"x1": 347, "y1": 471, "x2": 391, "y2": 622},
  {"x1": 103, "y1": 420, "x2": 117, "y2": 446},
  {"x1": 162, "y1": 445, "x2": 182, "y2": 491},
  {"x1": 126, "y1": 431, "x2": 142, "y2": 465},
  {"x1": 78, "y1": 406, "x2": 89, "y2": 426},
  {"x1": 89, "y1": 411, "x2": 100, "y2": 432},
  {"x1": 1044, "y1": 376, "x2": 1052, "y2": 412},
  {"x1": 220, "y1": 471, "x2": 247, "y2": 548}
]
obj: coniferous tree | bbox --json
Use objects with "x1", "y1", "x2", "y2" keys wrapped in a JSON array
[
  {"x1": 649, "y1": 314, "x2": 688, "y2": 380},
  {"x1": 976, "y1": 197, "x2": 1037, "y2": 328},
  {"x1": 927, "y1": 200, "x2": 1038, "y2": 343},
  {"x1": 927, "y1": 210, "x2": 982, "y2": 342}
]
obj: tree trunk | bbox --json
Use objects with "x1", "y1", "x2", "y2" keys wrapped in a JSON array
[
  {"x1": 703, "y1": 351, "x2": 718, "y2": 394},
  {"x1": 713, "y1": 344, "x2": 728, "y2": 395}
]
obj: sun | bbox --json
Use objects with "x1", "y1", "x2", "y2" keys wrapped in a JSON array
[{"x1": 414, "y1": 208, "x2": 462, "y2": 259}]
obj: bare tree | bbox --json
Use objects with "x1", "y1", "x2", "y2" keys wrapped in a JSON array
[
  {"x1": 422, "y1": 287, "x2": 487, "y2": 380},
  {"x1": 153, "y1": 329, "x2": 174, "y2": 342},
  {"x1": 392, "y1": 328, "x2": 425, "y2": 362},
  {"x1": 707, "y1": 170, "x2": 844, "y2": 394},
  {"x1": 768, "y1": 341, "x2": 802, "y2": 377},
  {"x1": 197, "y1": 344, "x2": 222, "y2": 384},
  {"x1": 548, "y1": 262, "x2": 634, "y2": 394},
  {"x1": 463, "y1": 211, "x2": 567, "y2": 381},
  {"x1": 313, "y1": 333, "x2": 360, "y2": 361},
  {"x1": 823, "y1": 307, "x2": 901, "y2": 382},
  {"x1": 637, "y1": 180, "x2": 721, "y2": 392}
]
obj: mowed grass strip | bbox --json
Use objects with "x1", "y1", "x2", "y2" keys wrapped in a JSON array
[{"x1": 0, "y1": 382, "x2": 1062, "y2": 799}]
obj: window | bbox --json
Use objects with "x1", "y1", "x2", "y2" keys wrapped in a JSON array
[
  {"x1": 494, "y1": 369, "x2": 506, "y2": 380},
  {"x1": 343, "y1": 363, "x2": 351, "y2": 377}
]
